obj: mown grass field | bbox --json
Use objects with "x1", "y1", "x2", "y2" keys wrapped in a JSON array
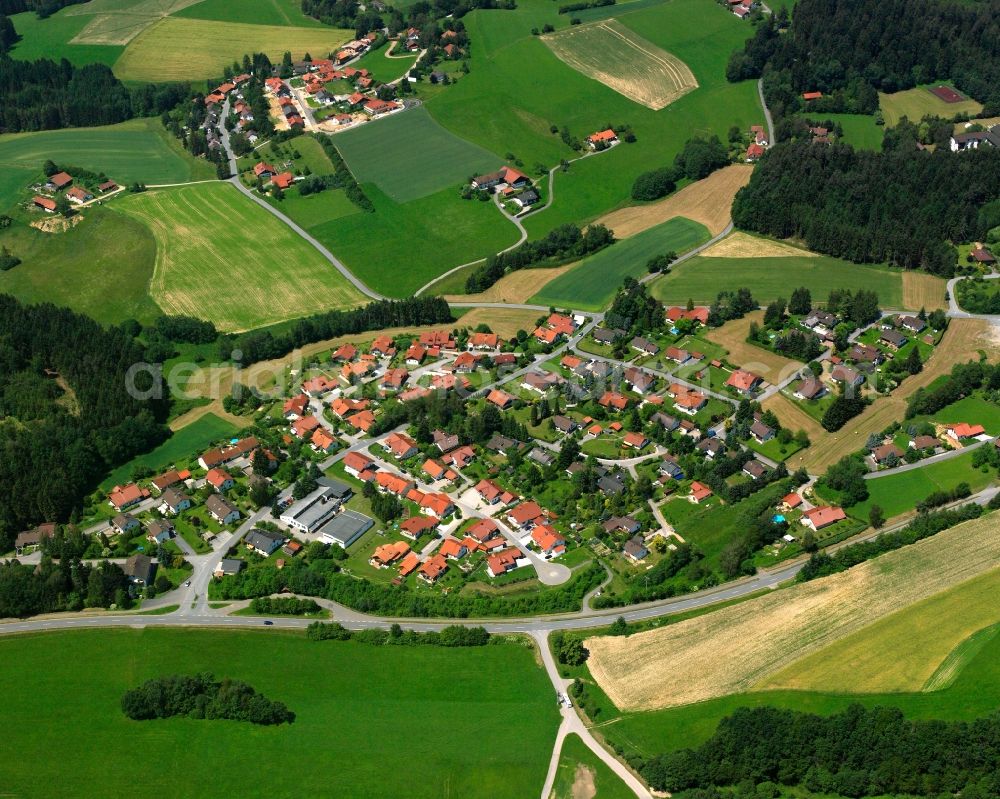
[
  {"x1": 0, "y1": 629, "x2": 559, "y2": 799},
  {"x1": 760, "y1": 567, "x2": 1000, "y2": 694},
  {"x1": 7, "y1": 7, "x2": 124, "y2": 66},
  {"x1": 542, "y1": 19, "x2": 697, "y2": 110},
  {"x1": 0, "y1": 207, "x2": 161, "y2": 324},
  {"x1": 585, "y1": 512, "x2": 1000, "y2": 710},
  {"x1": 426, "y1": 0, "x2": 760, "y2": 238},
  {"x1": 308, "y1": 183, "x2": 520, "y2": 297},
  {"x1": 99, "y1": 412, "x2": 238, "y2": 490},
  {"x1": 652, "y1": 253, "x2": 904, "y2": 307},
  {"x1": 334, "y1": 106, "x2": 502, "y2": 203},
  {"x1": 588, "y1": 612, "x2": 1000, "y2": 761},
  {"x1": 115, "y1": 183, "x2": 366, "y2": 330},
  {"x1": 530, "y1": 216, "x2": 709, "y2": 310},
  {"x1": 174, "y1": 0, "x2": 326, "y2": 26},
  {"x1": 113, "y1": 17, "x2": 352, "y2": 82},
  {"x1": 0, "y1": 117, "x2": 214, "y2": 211},
  {"x1": 551, "y1": 734, "x2": 635, "y2": 799},
  {"x1": 844, "y1": 450, "x2": 994, "y2": 520},
  {"x1": 880, "y1": 85, "x2": 983, "y2": 127}
]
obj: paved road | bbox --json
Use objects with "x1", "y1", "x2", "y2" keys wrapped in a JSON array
[
  {"x1": 217, "y1": 97, "x2": 385, "y2": 301},
  {"x1": 758, "y1": 78, "x2": 775, "y2": 146}
]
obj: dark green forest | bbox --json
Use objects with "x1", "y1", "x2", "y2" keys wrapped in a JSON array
[
  {"x1": 731, "y1": 143, "x2": 1000, "y2": 274},
  {"x1": 728, "y1": 0, "x2": 1000, "y2": 122},
  {"x1": 0, "y1": 295, "x2": 169, "y2": 548}
]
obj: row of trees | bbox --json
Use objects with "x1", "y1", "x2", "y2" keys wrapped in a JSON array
[
  {"x1": 732, "y1": 142, "x2": 1000, "y2": 275},
  {"x1": 217, "y1": 296, "x2": 453, "y2": 364},
  {"x1": 121, "y1": 674, "x2": 295, "y2": 725},
  {"x1": 464, "y1": 223, "x2": 614, "y2": 293},
  {"x1": 306, "y1": 621, "x2": 491, "y2": 646},
  {"x1": 630, "y1": 135, "x2": 730, "y2": 201},
  {"x1": 907, "y1": 359, "x2": 998, "y2": 418},
  {"x1": 797, "y1": 502, "x2": 985, "y2": 583},
  {"x1": 641, "y1": 703, "x2": 1000, "y2": 795}
]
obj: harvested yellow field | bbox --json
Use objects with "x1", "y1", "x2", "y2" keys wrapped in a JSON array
[
  {"x1": 542, "y1": 19, "x2": 697, "y2": 110},
  {"x1": 598, "y1": 165, "x2": 751, "y2": 239},
  {"x1": 759, "y1": 567, "x2": 1000, "y2": 695},
  {"x1": 761, "y1": 392, "x2": 826, "y2": 441},
  {"x1": 457, "y1": 307, "x2": 541, "y2": 339},
  {"x1": 586, "y1": 513, "x2": 1000, "y2": 711},
  {"x1": 115, "y1": 183, "x2": 365, "y2": 332},
  {"x1": 114, "y1": 17, "x2": 352, "y2": 82},
  {"x1": 705, "y1": 310, "x2": 801, "y2": 386},
  {"x1": 445, "y1": 264, "x2": 575, "y2": 304},
  {"x1": 700, "y1": 231, "x2": 817, "y2": 259},
  {"x1": 902, "y1": 271, "x2": 947, "y2": 311}
]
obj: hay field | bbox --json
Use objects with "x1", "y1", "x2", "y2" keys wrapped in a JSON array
[
  {"x1": 542, "y1": 19, "x2": 697, "y2": 110},
  {"x1": 902, "y1": 271, "x2": 948, "y2": 311},
  {"x1": 70, "y1": 0, "x2": 203, "y2": 46},
  {"x1": 758, "y1": 566, "x2": 1000, "y2": 695},
  {"x1": 596, "y1": 164, "x2": 751, "y2": 239},
  {"x1": 788, "y1": 319, "x2": 1000, "y2": 473},
  {"x1": 880, "y1": 85, "x2": 982, "y2": 127},
  {"x1": 115, "y1": 183, "x2": 365, "y2": 331},
  {"x1": 700, "y1": 231, "x2": 816, "y2": 259},
  {"x1": 443, "y1": 263, "x2": 575, "y2": 304},
  {"x1": 761, "y1": 392, "x2": 827, "y2": 440},
  {"x1": 113, "y1": 17, "x2": 352, "y2": 82},
  {"x1": 456, "y1": 307, "x2": 542, "y2": 338},
  {"x1": 705, "y1": 311, "x2": 802, "y2": 385},
  {"x1": 586, "y1": 512, "x2": 1000, "y2": 711}
]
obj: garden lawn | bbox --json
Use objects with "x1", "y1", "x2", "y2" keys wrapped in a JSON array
[
  {"x1": 115, "y1": 182, "x2": 366, "y2": 330},
  {"x1": 0, "y1": 628, "x2": 559, "y2": 799},
  {"x1": 350, "y1": 44, "x2": 417, "y2": 83},
  {"x1": 0, "y1": 117, "x2": 214, "y2": 211},
  {"x1": 333, "y1": 106, "x2": 502, "y2": 202},
  {"x1": 0, "y1": 207, "x2": 160, "y2": 324},
  {"x1": 99, "y1": 412, "x2": 239, "y2": 490},
  {"x1": 652, "y1": 254, "x2": 903, "y2": 307},
  {"x1": 309, "y1": 184, "x2": 520, "y2": 297},
  {"x1": 848, "y1": 450, "x2": 995, "y2": 520},
  {"x1": 426, "y1": 0, "x2": 761, "y2": 237},
  {"x1": 531, "y1": 217, "x2": 709, "y2": 310},
  {"x1": 113, "y1": 17, "x2": 353, "y2": 82}
]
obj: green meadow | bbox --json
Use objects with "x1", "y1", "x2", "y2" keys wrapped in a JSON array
[
  {"x1": 0, "y1": 629, "x2": 559, "y2": 798},
  {"x1": 585, "y1": 603, "x2": 1000, "y2": 761},
  {"x1": 845, "y1": 450, "x2": 994, "y2": 520},
  {"x1": 7, "y1": 7, "x2": 124, "y2": 67},
  {"x1": 174, "y1": 0, "x2": 327, "y2": 27},
  {"x1": 652, "y1": 253, "x2": 904, "y2": 306},
  {"x1": 426, "y1": 0, "x2": 761, "y2": 236},
  {"x1": 0, "y1": 117, "x2": 215, "y2": 210},
  {"x1": 307, "y1": 183, "x2": 521, "y2": 297},
  {"x1": 0, "y1": 207, "x2": 161, "y2": 324},
  {"x1": 334, "y1": 106, "x2": 502, "y2": 202},
  {"x1": 531, "y1": 216, "x2": 709, "y2": 309},
  {"x1": 551, "y1": 734, "x2": 635, "y2": 799},
  {"x1": 99, "y1": 412, "x2": 239, "y2": 490}
]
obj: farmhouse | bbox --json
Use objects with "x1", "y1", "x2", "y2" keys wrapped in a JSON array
[
  {"x1": 47, "y1": 171, "x2": 73, "y2": 190},
  {"x1": 472, "y1": 166, "x2": 531, "y2": 191},
  {"x1": 587, "y1": 129, "x2": 619, "y2": 149},
  {"x1": 65, "y1": 186, "x2": 93, "y2": 204},
  {"x1": 32, "y1": 195, "x2": 57, "y2": 212}
]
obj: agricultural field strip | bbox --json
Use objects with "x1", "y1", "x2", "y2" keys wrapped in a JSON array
[
  {"x1": 585, "y1": 513, "x2": 1000, "y2": 711},
  {"x1": 542, "y1": 19, "x2": 696, "y2": 110}
]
